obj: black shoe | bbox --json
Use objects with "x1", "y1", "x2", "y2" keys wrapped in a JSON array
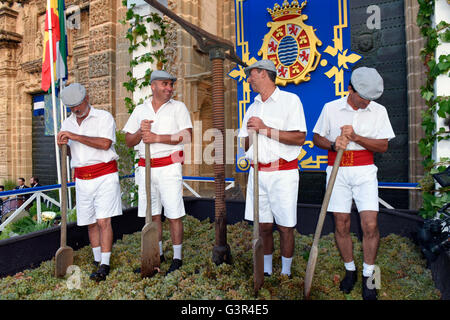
[
  {"x1": 89, "y1": 261, "x2": 100, "y2": 280},
  {"x1": 92, "y1": 264, "x2": 110, "y2": 282},
  {"x1": 339, "y1": 269, "x2": 357, "y2": 294},
  {"x1": 264, "y1": 272, "x2": 272, "y2": 277},
  {"x1": 362, "y1": 275, "x2": 378, "y2": 300},
  {"x1": 166, "y1": 259, "x2": 182, "y2": 275},
  {"x1": 134, "y1": 255, "x2": 165, "y2": 274}
]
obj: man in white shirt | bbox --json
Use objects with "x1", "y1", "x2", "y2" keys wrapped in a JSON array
[
  {"x1": 238, "y1": 60, "x2": 307, "y2": 278},
  {"x1": 58, "y1": 83, "x2": 123, "y2": 282},
  {"x1": 123, "y1": 70, "x2": 192, "y2": 275},
  {"x1": 312, "y1": 67, "x2": 395, "y2": 300}
]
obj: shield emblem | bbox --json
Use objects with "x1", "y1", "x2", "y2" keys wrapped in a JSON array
[{"x1": 258, "y1": 0, "x2": 322, "y2": 86}]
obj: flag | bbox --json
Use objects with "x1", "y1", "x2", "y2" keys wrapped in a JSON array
[
  {"x1": 44, "y1": 93, "x2": 62, "y2": 135},
  {"x1": 41, "y1": 0, "x2": 68, "y2": 92},
  {"x1": 33, "y1": 95, "x2": 45, "y2": 116}
]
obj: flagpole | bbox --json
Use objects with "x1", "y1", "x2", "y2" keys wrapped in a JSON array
[
  {"x1": 47, "y1": 0, "x2": 62, "y2": 203},
  {"x1": 59, "y1": 0, "x2": 71, "y2": 210}
]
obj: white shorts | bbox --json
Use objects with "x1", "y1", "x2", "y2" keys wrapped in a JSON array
[
  {"x1": 75, "y1": 172, "x2": 123, "y2": 226},
  {"x1": 326, "y1": 164, "x2": 379, "y2": 213},
  {"x1": 136, "y1": 163, "x2": 186, "y2": 220},
  {"x1": 245, "y1": 168, "x2": 299, "y2": 227}
]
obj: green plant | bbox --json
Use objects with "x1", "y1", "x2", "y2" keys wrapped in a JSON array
[
  {"x1": 28, "y1": 201, "x2": 57, "y2": 219},
  {"x1": 119, "y1": 0, "x2": 168, "y2": 114},
  {"x1": 417, "y1": 0, "x2": 450, "y2": 218},
  {"x1": 67, "y1": 208, "x2": 77, "y2": 223},
  {"x1": 0, "y1": 223, "x2": 15, "y2": 240},
  {"x1": 2, "y1": 179, "x2": 16, "y2": 191},
  {"x1": 0, "y1": 215, "x2": 54, "y2": 241},
  {"x1": 0, "y1": 201, "x2": 77, "y2": 241},
  {"x1": 116, "y1": 130, "x2": 138, "y2": 207}
]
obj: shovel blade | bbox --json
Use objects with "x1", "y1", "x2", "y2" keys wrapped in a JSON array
[
  {"x1": 253, "y1": 237, "x2": 264, "y2": 295},
  {"x1": 141, "y1": 222, "x2": 160, "y2": 278},
  {"x1": 304, "y1": 245, "x2": 319, "y2": 299},
  {"x1": 55, "y1": 246, "x2": 74, "y2": 278}
]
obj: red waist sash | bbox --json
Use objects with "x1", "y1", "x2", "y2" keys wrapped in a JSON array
[
  {"x1": 251, "y1": 158, "x2": 298, "y2": 172},
  {"x1": 74, "y1": 160, "x2": 118, "y2": 180},
  {"x1": 328, "y1": 150, "x2": 374, "y2": 167},
  {"x1": 138, "y1": 151, "x2": 184, "y2": 168}
]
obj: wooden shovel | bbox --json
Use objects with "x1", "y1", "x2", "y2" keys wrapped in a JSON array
[
  {"x1": 55, "y1": 144, "x2": 73, "y2": 278},
  {"x1": 252, "y1": 131, "x2": 264, "y2": 295},
  {"x1": 140, "y1": 142, "x2": 160, "y2": 278},
  {"x1": 304, "y1": 148, "x2": 344, "y2": 299}
]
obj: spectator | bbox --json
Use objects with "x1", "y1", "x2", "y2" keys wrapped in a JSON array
[
  {"x1": 0, "y1": 185, "x2": 4, "y2": 210},
  {"x1": 15, "y1": 178, "x2": 29, "y2": 190},
  {"x1": 30, "y1": 176, "x2": 41, "y2": 188},
  {"x1": 14, "y1": 177, "x2": 29, "y2": 201}
]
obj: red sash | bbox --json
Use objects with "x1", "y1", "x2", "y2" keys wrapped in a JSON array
[
  {"x1": 138, "y1": 151, "x2": 184, "y2": 168},
  {"x1": 251, "y1": 158, "x2": 298, "y2": 172},
  {"x1": 328, "y1": 150, "x2": 374, "y2": 167},
  {"x1": 74, "y1": 160, "x2": 118, "y2": 180}
]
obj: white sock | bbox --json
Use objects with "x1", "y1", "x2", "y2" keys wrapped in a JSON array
[
  {"x1": 363, "y1": 262, "x2": 375, "y2": 277},
  {"x1": 101, "y1": 252, "x2": 111, "y2": 266},
  {"x1": 281, "y1": 256, "x2": 292, "y2": 276},
  {"x1": 264, "y1": 254, "x2": 273, "y2": 275},
  {"x1": 344, "y1": 260, "x2": 356, "y2": 271},
  {"x1": 92, "y1": 246, "x2": 101, "y2": 263},
  {"x1": 173, "y1": 244, "x2": 182, "y2": 260},
  {"x1": 159, "y1": 241, "x2": 163, "y2": 256}
]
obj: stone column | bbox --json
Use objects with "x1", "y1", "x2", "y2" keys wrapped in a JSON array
[
  {"x1": 405, "y1": 0, "x2": 427, "y2": 209},
  {"x1": 115, "y1": 0, "x2": 132, "y2": 129},
  {"x1": 0, "y1": 6, "x2": 26, "y2": 182},
  {"x1": 88, "y1": 0, "x2": 117, "y2": 114}
]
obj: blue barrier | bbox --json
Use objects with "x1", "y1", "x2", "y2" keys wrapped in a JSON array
[
  {"x1": 0, "y1": 179, "x2": 417, "y2": 198},
  {"x1": 378, "y1": 182, "x2": 420, "y2": 189}
]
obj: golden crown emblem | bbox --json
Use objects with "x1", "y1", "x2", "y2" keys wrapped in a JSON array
[
  {"x1": 267, "y1": 0, "x2": 307, "y2": 21},
  {"x1": 259, "y1": 0, "x2": 322, "y2": 86}
]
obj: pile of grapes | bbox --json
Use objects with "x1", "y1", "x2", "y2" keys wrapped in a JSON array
[{"x1": 0, "y1": 215, "x2": 440, "y2": 300}]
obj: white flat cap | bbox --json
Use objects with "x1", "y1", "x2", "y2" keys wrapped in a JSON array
[
  {"x1": 351, "y1": 67, "x2": 384, "y2": 101},
  {"x1": 244, "y1": 59, "x2": 277, "y2": 77},
  {"x1": 150, "y1": 70, "x2": 177, "y2": 83},
  {"x1": 60, "y1": 83, "x2": 87, "y2": 107}
]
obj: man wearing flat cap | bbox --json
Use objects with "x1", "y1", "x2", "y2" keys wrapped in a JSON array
[
  {"x1": 123, "y1": 70, "x2": 192, "y2": 275},
  {"x1": 57, "y1": 82, "x2": 122, "y2": 282},
  {"x1": 312, "y1": 67, "x2": 395, "y2": 300},
  {"x1": 238, "y1": 59, "x2": 307, "y2": 278}
]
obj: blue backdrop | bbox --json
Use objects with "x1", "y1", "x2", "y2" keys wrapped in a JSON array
[{"x1": 229, "y1": 0, "x2": 362, "y2": 172}]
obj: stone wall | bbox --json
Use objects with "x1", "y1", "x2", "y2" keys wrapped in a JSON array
[{"x1": 0, "y1": 0, "x2": 243, "y2": 198}]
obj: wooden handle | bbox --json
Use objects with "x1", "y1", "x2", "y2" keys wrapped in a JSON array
[
  {"x1": 252, "y1": 131, "x2": 259, "y2": 239},
  {"x1": 304, "y1": 148, "x2": 344, "y2": 298},
  {"x1": 312, "y1": 148, "x2": 343, "y2": 241},
  {"x1": 60, "y1": 144, "x2": 68, "y2": 247},
  {"x1": 145, "y1": 143, "x2": 152, "y2": 225}
]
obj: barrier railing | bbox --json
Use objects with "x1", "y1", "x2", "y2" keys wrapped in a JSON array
[
  {"x1": 378, "y1": 182, "x2": 421, "y2": 209},
  {"x1": 182, "y1": 176, "x2": 235, "y2": 198},
  {"x1": 0, "y1": 183, "x2": 75, "y2": 232},
  {"x1": 0, "y1": 178, "x2": 419, "y2": 232}
]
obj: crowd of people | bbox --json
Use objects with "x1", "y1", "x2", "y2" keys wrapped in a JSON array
[
  {"x1": 0, "y1": 177, "x2": 42, "y2": 218},
  {"x1": 2, "y1": 60, "x2": 394, "y2": 300}
]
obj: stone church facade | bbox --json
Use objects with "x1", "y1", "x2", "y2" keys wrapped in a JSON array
[{"x1": 0, "y1": 0, "x2": 433, "y2": 209}]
